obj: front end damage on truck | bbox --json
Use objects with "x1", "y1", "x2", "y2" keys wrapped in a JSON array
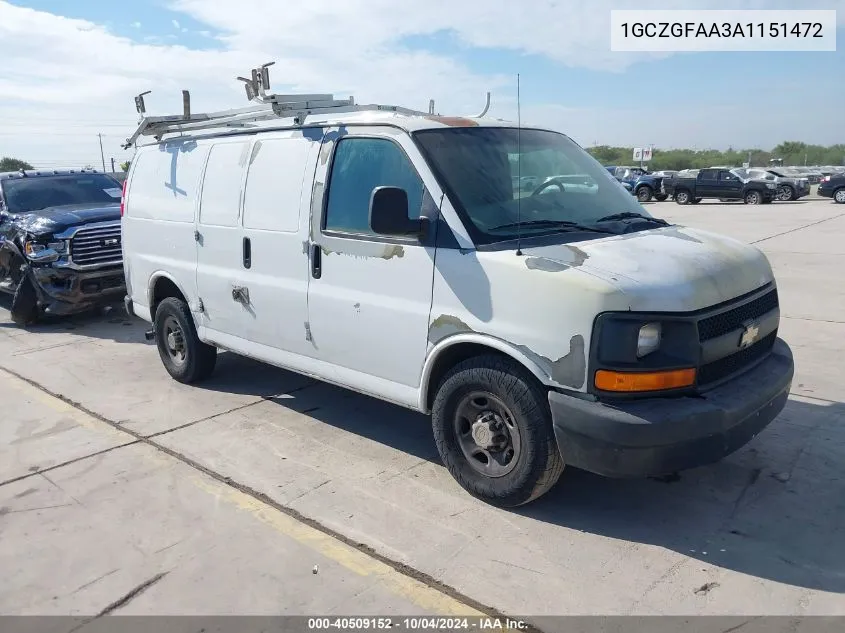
[{"x1": 0, "y1": 208, "x2": 125, "y2": 325}]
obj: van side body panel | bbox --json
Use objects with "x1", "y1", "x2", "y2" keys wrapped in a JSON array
[{"x1": 123, "y1": 140, "x2": 208, "y2": 321}]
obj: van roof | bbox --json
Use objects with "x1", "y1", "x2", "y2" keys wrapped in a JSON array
[{"x1": 133, "y1": 110, "x2": 536, "y2": 147}]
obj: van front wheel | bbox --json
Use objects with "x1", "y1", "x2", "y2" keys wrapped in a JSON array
[
  {"x1": 154, "y1": 297, "x2": 217, "y2": 383},
  {"x1": 431, "y1": 355, "x2": 564, "y2": 507}
]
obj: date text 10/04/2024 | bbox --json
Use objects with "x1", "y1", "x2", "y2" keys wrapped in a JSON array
[
  {"x1": 307, "y1": 617, "x2": 529, "y2": 631},
  {"x1": 620, "y1": 22, "x2": 824, "y2": 39}
]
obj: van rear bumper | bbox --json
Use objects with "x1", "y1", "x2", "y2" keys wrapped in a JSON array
[{"x1": 548, "y1": 338, "x2": 794, "y2": 478}]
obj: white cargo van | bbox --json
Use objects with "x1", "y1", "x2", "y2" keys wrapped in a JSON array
[{"x1": 121, "y1": 76, "x2": 793, "y2": 506}]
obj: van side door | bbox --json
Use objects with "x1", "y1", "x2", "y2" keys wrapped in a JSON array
[
  {"x1": 305, "y1": 127, "x2": 440, "y2": 404},
  {"x1": 237, "y1": 130, "x2": 322, "y2": 356},
  {"x1": 194, "y1": 139, "x2": 251, "y2": 340}
]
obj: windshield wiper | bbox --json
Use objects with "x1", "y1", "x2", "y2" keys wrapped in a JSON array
[
  {"x1": 595, "y1": 212, "x2": 669, "y2": 226},
  {"x1": 488, "y1": 219, "x2": 616, "y2": 234}
]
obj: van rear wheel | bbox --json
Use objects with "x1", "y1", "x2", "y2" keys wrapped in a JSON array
[
  {"x1": 431, "y1": 355, "x2": 564, "y2": 507},
  {"x1": 154, "y1": 297, "x2": 217, "y2": 383}
]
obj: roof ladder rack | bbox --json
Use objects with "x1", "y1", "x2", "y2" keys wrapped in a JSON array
[{"x1": 123, "y1": 62, "x2": 492, "y2": 149}]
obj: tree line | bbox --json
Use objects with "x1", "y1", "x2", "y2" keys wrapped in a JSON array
[
  {"x1": 0, "y1": 157, "x2": 132, "y2": 172},
  {"x1": 587, "y1": 141, "x2": 845, "y2": 170}
]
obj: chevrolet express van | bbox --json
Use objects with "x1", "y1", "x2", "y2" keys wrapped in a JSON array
[{"x1": 121, "y1": 100, "x2": 794, "y2": 507}]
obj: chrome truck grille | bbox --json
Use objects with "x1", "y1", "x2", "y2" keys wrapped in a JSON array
[{"x1": 69, "y1": 222, "x2": 122, "y2": 268}]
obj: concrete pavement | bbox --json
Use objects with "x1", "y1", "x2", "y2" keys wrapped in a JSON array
[{"x1": 1, "y1": 197, "x2": 843, "y2": 621}]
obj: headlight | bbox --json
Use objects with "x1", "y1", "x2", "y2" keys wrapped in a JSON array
[
  {"x1": 24, "y1": 241, "x2": 59, "y2": 262},
  {"x1": 47, "y1": 240, "x2": 68, "y2": 254},
  {"x1": 636, "y1": 322, "x2": 662, "y2": 357}
]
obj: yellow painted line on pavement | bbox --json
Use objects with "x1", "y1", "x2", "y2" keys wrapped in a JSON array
[
  {"x1": 3, "y1": 368, "x2": 485, "y2": 617},
  {"x1": 189, "y1": 475, "x2": 485, "y2": 616}
]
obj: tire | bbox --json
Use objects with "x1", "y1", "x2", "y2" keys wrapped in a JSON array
[
  {"x1": 636, "y1": 185, "x2": 653, "y2": 203},
  {"x1": 674, "y1": 190, "x2": 691, "y2": 205},
  {"x1": 655, "y1": 194, "x2": 668, "y2": 202},
  {"x1": 10, "y1": 274, "x2": 39, "y2": 326},
  {"x1": 153, "y1": 297, "x2": 217, "y2": 383},
  {"x1": 744, "y1": 190, "x2": 762, "y2": 205},
  {"x1": 777, "y1": 185, "x2": 794, "y2": 202},
  {"x1": 431, "y1": 355, "x2": 564, "y2": 507},
  {"x1": 834, "y1": 188, "x2": 845, "y2": 204}
]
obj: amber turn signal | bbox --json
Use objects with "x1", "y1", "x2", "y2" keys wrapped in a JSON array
[{"x1": 594, "y1": 368, "x2": 696, "y2": 392}]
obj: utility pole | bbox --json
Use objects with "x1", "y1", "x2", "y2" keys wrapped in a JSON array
[
  {"x1": 110, "y1": 157, "x2": 115, "y2": 172},
  {"x1": 98, "y1": 133, "x2": 106, "y2": 172}
]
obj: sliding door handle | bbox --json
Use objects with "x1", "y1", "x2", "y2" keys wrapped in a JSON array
[
  {"x1": 242, "y1": 237, "x2": 252, "y2": 269},
  {"x1": 311, "y1": 244, "x2": 322, "y2": 279}
]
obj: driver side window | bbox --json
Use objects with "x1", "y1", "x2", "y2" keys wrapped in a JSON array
[{"x1": 324, "y1": 137, "x2": 425, "y2": 236}]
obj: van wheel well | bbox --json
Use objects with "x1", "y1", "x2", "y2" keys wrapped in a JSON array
[
  {"x1": 426, "y1": 343, "x2": 542, "y2": 410},
  {"x1": 151, "y1": 277, "x2": 185, "y2": 318}
]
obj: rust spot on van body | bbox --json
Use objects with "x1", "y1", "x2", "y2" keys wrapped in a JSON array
[
  {"x1": 524, "y1": 246, "x2": 589, "y2": 272},
  {"x1": 319, "y1": 242, "x2": 405, "y2": 260},
  {"x1": 426, "y1": 116, "x2": 479, "y2": 127},
  {"x1": 550, "y1": 335, "x2": 586, "y2": 389},
  {"x1": 516, "y1": 334, "x2": 586, "y2": 389},
  {"x1": 428, "y1": 314, "x2": 473, "y2": 344},
  {"x1": 525, "y1": 257, "x2": 568, "y2": 273}
]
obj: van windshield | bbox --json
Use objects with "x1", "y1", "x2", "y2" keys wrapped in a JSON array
[
  {"x1": 1, "y1": 174, "x2": 122, "y2": 214},
  {"x1": 414, "y1": 127, "x2": 648, "y2": 243}
]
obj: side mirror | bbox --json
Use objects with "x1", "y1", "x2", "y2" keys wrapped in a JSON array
[{"x1": 369, "y1": 186, "x2": 421, "y2": 237}]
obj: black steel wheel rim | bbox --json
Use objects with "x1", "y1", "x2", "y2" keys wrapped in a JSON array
[
  {"x1": 163, "y1": 316, "x2": 187, "y2": 365},
  {"x1": 453, "y1": 391, "x2": 522, "y2": 478}
]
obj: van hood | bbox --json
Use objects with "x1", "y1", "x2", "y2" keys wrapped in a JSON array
[{"x1": 522, "y1": 225, "x2": 774, "y2": 312}]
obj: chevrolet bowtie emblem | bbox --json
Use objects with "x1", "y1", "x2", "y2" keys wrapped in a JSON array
[{"x1": 739, "y1": 322, "x2": 760, "y2": 348}]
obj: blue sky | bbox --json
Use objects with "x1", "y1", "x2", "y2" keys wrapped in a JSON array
[{"x1": 1, "y1": 0, "x2": 843, "y2": 168}]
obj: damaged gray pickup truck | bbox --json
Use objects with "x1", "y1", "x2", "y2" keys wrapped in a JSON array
[{"x1": 0, "y1": 169, "x2": 125, "y2": 324}]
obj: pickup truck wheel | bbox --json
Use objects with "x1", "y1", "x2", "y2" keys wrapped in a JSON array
[
  {"x1": 744, "y1": 190, "x2": 762, "y2": 205},
  {"x1": 636, "y1": 185, "x2": 653, "y2": 202},
  {"x1": 431, "y1": 355, "x2": 564, "y2": 507},
  {"x1": 655, "y1": 194, "x2": 668, "y2": 202},
  {"x1": 777, "y1": 185, "x2": 794, "y2": 201},
  {"x1": 674, "y1": 190, "x2": 691, "y2": 205},
  {"x1": 10, "y1": 273, "x2": 39, "y2": 326},
  {"x1": 154, "y1": 297, "x2": 217, "y2": 383},
  {"x1": 834, "y1": 188, "x2": 845, "y2": 204}
]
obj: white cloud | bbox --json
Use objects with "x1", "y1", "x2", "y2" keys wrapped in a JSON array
[
  {"x1": 0, "y1": 0, "x2": 843, "y2": 167},
  {"x1": 131, "y1": 21, "x2": 141, "y2": 29}
]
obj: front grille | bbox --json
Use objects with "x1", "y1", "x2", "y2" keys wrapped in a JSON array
[
  {"x1": 70, "y1": 223, "x2": 122, "y2": 267},
  {"x1": 698, "y1": 331, "x2": 777, "y2": 385},
  {"x1": 697, "y1": 288, "x2": 779, "y2": 342}
]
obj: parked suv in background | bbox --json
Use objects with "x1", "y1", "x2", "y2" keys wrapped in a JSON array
[
  {"x1": 605, "y1": 166, "x2": 668, "y2": 202},
  {"x1": 0, "y1": 169, "x2": 125, "y2": 324},
  {"x1": 763, "y1": 168, "x2": 811, "y2": 200},
  {"x1": 732, "y1": 168, "x2": 810, "y2": 202},
  {"x1": 818, "y1": 173, "x2": 845, "y2": 203}
]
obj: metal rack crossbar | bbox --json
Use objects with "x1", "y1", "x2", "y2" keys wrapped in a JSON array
[{"x1": 123, "y1": 62, "x2": 491, "y2": 149}]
